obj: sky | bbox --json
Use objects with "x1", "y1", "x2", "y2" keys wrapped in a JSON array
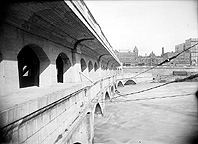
[{"x1": 84, "y1": 0, "x2": 198, "y2": 56}]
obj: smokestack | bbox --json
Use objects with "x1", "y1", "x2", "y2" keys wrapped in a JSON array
[{"x1": 162, "y1": 47, "x2": 164, "y2": 55}]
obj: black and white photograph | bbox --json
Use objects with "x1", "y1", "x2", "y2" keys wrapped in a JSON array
[{"x1": 0, "y1": 0, "x2": 197, "y2": 144}]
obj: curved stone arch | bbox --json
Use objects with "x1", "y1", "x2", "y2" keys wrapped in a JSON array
[
  {"x1": 80, "y1": 58, "x2": 87, "y2": 72},
  {"x1": 17, "y1": 44, "x2": 50, "y2": 88},
  {"x1": 117, "y1": 81, "x2": 124, "y2": 87},
  {"x1": 104, "y1": 91, "x2": 110, "y2": 101},
  {"x1": 94, "y1": 103, "x2": 103, "y2": 116},
  {"x1": 88, "y1": 61, "x2": 93, "y2": 72},
  {"x1": 56, "y1": 52, "x2": 71, "y2": 83},
  {"x1": 124, "y1": 79, "x2": 136, "y2": 86}
]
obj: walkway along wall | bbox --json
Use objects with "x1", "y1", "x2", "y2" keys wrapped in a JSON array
[{"x1": 0, "y1": 1, "x2": 121, "y2": 144}]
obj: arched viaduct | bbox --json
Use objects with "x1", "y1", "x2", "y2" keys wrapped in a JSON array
[{"x1": 0, "y1": 1, "x2": 127, "y2": 144}]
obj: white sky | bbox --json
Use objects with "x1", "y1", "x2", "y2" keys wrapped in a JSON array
[{"x1": 84, "y1": 0, "x2": 198, "y2": 56}]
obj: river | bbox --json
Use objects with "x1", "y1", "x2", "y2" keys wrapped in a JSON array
[{"x1": 94, "y1": 82, "x2": 198, "y2": 144}]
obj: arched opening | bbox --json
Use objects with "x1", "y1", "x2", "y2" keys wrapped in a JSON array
[
  {"x1": 80, "y1": 58, "x2": 87, "y2": 72},
  {"x1": 117, "y1": 81, "x2": 124, "y2": 87},
  {"x1": 94, "y1": 62, "x2": 98, "y2": 71},
  {"x1": 105, "y1": 92, "x2": 110, "y2": 101},
  {"x1": 124, "y1": 80, "x2": 136, "y2": 85},
  {"x1": 17, "y1": 46, "x2": 40, "y2": 88},
  {"x1": 95, "y1": 103, "x2": 102, "y2": 115},
  {"x1": 88, "y1": 61, "x2": 93, "y2": 72},
  {"x1": 111, "y1": 86, "x2": 114, "y2": 94},
  {"x1": 56, "y1": 53, "x2": 71, "y2": 83},
  {"x1": 56, "y1": 54, "x2": 63, "y2": 83}
]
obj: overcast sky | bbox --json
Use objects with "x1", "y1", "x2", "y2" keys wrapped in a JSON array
[{"x1": 85, "y1": 0, "x2": 198, "y2": 56}]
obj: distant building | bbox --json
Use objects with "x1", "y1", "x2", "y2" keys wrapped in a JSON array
[
  {"x1": 172, "y1": 38, "x2": 198, "y2": 66},
  {"x1": 162, "y1": 51, "x2": 177, "y2": 66},
  {"x1": 115, "y1": 38, "x2": 198, "y2": 67},
  {"x1": 175, "y1": 43, "x2": 185, "y2": 52},
  {"x1": 185, "y1": 38, "x2": 198, "y2": 66},
  {"x1": 114, "y1": 46, "x2": 139, "y2": 66},
  {"x1": 133, "y1": 46, "x2": 138, "y2": 56},
  {"x1": 161, "y1": 47, "x2": 165, "y2": 56}
]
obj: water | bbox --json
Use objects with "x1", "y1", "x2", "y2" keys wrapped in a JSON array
[{"x1": 94, "y1": 82, "x2": 198, "y2": 144}]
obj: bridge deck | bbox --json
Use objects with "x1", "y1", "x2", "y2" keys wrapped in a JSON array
[{"x1": 0, "y1": 82, "x2": 90, "y2": 112}]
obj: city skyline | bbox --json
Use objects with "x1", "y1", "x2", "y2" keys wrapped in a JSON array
[{"x1": 85, "y1": 0, "x2": 198, "y2": 56}]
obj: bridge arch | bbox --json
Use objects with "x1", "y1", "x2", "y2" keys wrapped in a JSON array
[
  {"x1": 104, "y1": 91, "x2": 110, "y2": 101},
  {"x1": 124, "y1": 79, "x2": 136, "y2": 85},
  {"x1": 17, "y1": 44, "x2": 50, "y2": 88},
  {"x1": 80, "y1": 58, "x2": 87, "y2": 72},
  {"x1": 94, "y1": 103, "x2": 103, "y2": 116},
  {"x1": 56, "y1": 53, "x2": 71, "y2": 83},
  {"x1": 117, "y1": 81, "x2": 124, "y2": 87}
]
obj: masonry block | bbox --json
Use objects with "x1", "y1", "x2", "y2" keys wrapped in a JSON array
[
  {"x1": 29, "y1": 101, "x2": 38, "y2": 114},
  {"x1": 26, "y1": 133, "x2": 39, "y2": 144},
  {"x1": 36, "y1": 114, "x2": 43, "y2": 131},
  {"x1": 43, "y1": 112, "x2": 50, "y2": 127},
  {"x1": 12, "y1": 128, "x2": 19, "y2": 144},
  {"x1": 26, "y1": 120, "x2": 33, "y2": 139},
  {"x1": 37, "y1": 129, "x2": 45, "y2": 143},
  {"x1": 18, "y1": 124, "x2": 27, "y2": 143}
]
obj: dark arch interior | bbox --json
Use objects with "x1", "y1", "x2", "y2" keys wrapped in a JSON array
[
  {"x1": 56, "y1": 53, "x2": 71, "y2": 83},
  {"x1": 80, "y1": 58, "x2": 87, "y2": 72},
  {"x1": 105, "y1": 92, "x2": 110, "y2": 101},
  {"x1": 124, "y1": 80, "x2": 136, "y2": 85},
  {"x1": 111, "y1": 86, "x2": 114, "y2": 93},
  {"x1": 95, "y1": 103, "x2": 102, "y2": 115},
  {"x1": 56, "y1": 54, "x2": 64, "y2": 83},
  {"x1": 94, "y1": 62, "x2": 98, "y2": 71},
  {"x1": 88, "y1": 61, "x2": 93, "y2": 72},
  {"x1": 17, "y1": 46, "x2": 40, "y2": 88},
  {"x1": 117, "y1": 81, "x2": 124, "y2": 87}
]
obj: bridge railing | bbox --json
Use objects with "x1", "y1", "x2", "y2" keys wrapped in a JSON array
[{"x1": 0, "y1": 74, "x2": 117, "y2": 144}]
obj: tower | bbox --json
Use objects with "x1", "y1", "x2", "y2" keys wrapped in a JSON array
[
  {"x1": 162, "y1": 47, "x2": 164, "y2": 56},
  {"x1": 133, "y1": 46, "x2": 138, "y2": 56}
]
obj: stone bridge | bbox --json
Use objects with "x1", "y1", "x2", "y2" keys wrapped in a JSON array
[
  {"x1": 0, "y1": 1, "x2": 155, "y2": 144},
  {"x1": 0, "y1": 1, "x2": 135, "y2": 144},
  {"x1": 116, "y1": 73, "x2": 153, "y2": 87}
]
